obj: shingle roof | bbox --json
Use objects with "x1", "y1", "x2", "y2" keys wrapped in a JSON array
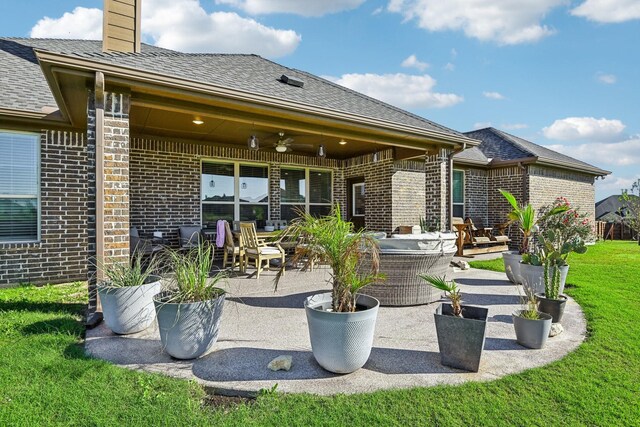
[
  {"x1": 456, "y1": 127, "x2": 609, "y2": 175},
  {"x1": 453, "y1": 146, "x2": 488, "y2": 164},
  {"x1": 595, "y1": 194, "x2": 637, "y2": 221},
  {"x1": 0, "y1": 38, "x2": 464, "y2": 138}
]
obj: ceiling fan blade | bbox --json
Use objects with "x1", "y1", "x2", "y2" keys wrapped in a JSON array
[
  {"x1": 282, "y1": 137, "x2": 294, "y2": 145},
  {"x1": 291, "y1": 143, "x2": 314, "y2": 149}
]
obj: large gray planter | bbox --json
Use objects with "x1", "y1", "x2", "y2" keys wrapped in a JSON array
[
  {"x1": 98, "y1": 275, "x2": 162, "y2": 335},
  {"x1": 519, "y1": 263, "x2": 569, "y2": 295},
  {"x1": 434, "y1": 304, "x2": 488, "y2": 372},
  {"x1": 304, "y1": 292, "x2": 379, "y2": 374},
  {"x1": 502, "y1": 251, "x2": 523, "y2": 284},
  {"x1": 153, "y1": 291, "x2": 226, "y2": 359},
  {"x1": 512, "y1": 310, "x2": 553, "y2": 349},
  {"x1": 536, "y1": 293, "x2": 567, "y2": 323}
]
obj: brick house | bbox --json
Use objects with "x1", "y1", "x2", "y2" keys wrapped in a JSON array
[
  {"x1": 453, "y1": 127, "x2": 609, "y2": 247},
  {"x1": 0, "y1": 0, "x2": 480, "y2": 291}
]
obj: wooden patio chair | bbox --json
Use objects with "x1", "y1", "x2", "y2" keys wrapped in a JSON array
[
  {"x1": 239, "y1": 222, "x2": 285, "y2": 279},
  {"x1": 222, "y1": 220, "x2": 244, "y2": 272}
]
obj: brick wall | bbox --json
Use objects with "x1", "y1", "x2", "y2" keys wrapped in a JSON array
[
  {"x1": 459, "y1": 166, "x2": 488, "y2": 224},
  {"x1": 0, "y1": 130, "x2": 88, "y2": 286},
  {"x1": 425, "y1": 149, "x2": 451, "y2": 231},
  {"x1": 392, "y1": 160, "x2": 426, "y2": 231},
  {"x1": 528, "y1": 165, "x2": 596, "y2": 222},
  {"x1": 487, "y1": 165, "x2": 527, "y2": 248}
]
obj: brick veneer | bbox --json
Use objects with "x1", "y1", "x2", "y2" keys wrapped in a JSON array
[
  {"x1": 425, "y1": 149, "x2": 451, "y2": 231},
  {"x1": 487, "y1": 165, "x2": 527, "y2": 249},
  {"x1": 392, "y1": 160, "x2": 426, "y2": 231},
  {"x1": 0, "y1": 130, "x2": 88, "y2": 286},
  {"x1": 458, "y1": 166, "x2": 488, "y2": 224}
]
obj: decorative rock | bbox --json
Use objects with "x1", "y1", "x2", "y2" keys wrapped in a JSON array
[
  {"x1": 268, "y1": 355, "x2": 292, "y2": 371},
  {"x1": 549, "y1": 323, "x2": 564, "y2": 337},
  {"x1": 451, "y1": 260, "x2": 470, "y2": 270}
]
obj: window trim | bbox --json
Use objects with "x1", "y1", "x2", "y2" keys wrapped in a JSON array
[
  {"x1": 280, "y1": 167, "x2": 333, "y2": 219},
  {"x1": 200, "y1": 159, "x2": 270, "y2": 225},
  {"x1": 0, "y1": 130, "x2": 41, "y2": 244},
  {"x1": 452, "y1": 168, "x2": 465, "y2": 218},
  {"x1": 351, "y1": 182, "x2": 365, "y2": 217}
]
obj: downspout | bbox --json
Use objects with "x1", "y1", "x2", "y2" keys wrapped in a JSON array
[
  {"x1": 95, "y1": 72, "x2": 105, "y2": 282},
  {"x1": 448, "y1": 142, "x2": 467, "y2": 231}
]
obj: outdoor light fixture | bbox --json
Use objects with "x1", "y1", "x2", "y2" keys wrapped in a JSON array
[
  {"x1": 317, "y1": 144, "x2": 326, "y2": 158},
  {"x1": 241, "y1": 182, "x2": 247, "y2": 190},
  {"x1": 209, "y1": 179, "x2": 215, "y2": 188},
  {"x1": 372, "y1": 150, "x2": 378, "y2": 162},
  {"x1": 192, "y1": 118, "x2": 204, "y2": 125},
  {"x1": 247, "y1": 135, "x2": 260, "y2": 150},
  {"x1": 338, "y1": 139, "x2": 347, "y2": 145},
  {"x1": 275, "y1": 145, "x2": 288, "y2": 153}
]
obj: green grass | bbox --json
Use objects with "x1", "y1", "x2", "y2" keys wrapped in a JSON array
[{"x1": 1, "y1": 241, "x2": 639, "y2": 426}]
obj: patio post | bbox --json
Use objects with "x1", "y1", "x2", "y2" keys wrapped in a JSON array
[{"x1": 425, "y1": 148, "x2": 451, "y2": 232}]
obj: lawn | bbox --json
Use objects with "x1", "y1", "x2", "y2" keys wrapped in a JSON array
[{"x1": 1, "y1": 241, "x2": 638, "y2": 426}]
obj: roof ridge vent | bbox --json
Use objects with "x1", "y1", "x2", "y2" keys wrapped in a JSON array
[{"x1": 279, "y1": 74, "x2": 304, "y2": 88}]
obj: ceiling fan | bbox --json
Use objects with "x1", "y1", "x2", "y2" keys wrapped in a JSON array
[{"x1": 272, "y1": 131, "x2": 313, "y2": 153}]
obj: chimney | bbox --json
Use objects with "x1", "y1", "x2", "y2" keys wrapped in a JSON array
[{"x1": 102, "y1": 0, "x2": 141, "y2": 53}]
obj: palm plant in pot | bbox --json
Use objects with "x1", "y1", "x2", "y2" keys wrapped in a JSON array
[
  {"x1": 97, "y1": 251, "x2": 162, "y2": 335},
  {"x1": 499, "y1": 189, "x2": 568, "y2": 284},
  {"x1": 153, "y1": 242, "x2": 226, "y2": 359},
  {"x1": 512, "y1": 284, "x2": 552, "y2": 349},
  {"x1": 419, "y1": 275, "x2": 488, "y2": 372},
  {"x1": 276, "y1": 205, "x2": 384, "y2": 374}
]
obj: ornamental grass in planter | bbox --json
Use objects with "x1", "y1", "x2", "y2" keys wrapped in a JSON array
[
  {"x1": 276, "y1": 205, "x2": 385, "y2": 374},
  {"x1": 153, "y1": 242, "x2": 226, "y2": 360},
  {"x1": 420, "y1": 275, "x2": 488, "y2": 372},
  {"x1": 512, "y1": 285, "x2": 552, "y2": 349},
  {"x1": 97, "y1": 251, "x2": 162, "y2": 335}
]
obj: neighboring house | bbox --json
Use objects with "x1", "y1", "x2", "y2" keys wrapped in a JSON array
[
  {"x1": 453, "y1": 127, "x2": 610, "y2": 246},
  {"x1": 0, "y1": 0, "x2": 477, "y2": 288},
  {"x1": 596, "y1": 195, "x2": 637, "y2": 240}
]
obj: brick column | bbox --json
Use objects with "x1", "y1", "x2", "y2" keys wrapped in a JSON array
[
  {"x1": 425, "y1": 149, "x2": 450, "y2": 231},
  {"x1": 269, "y1": 164, "x2": 281, "y2": 220},
  {"x1": 86, "y1": 86, "x2": 130, "y2": 322}
]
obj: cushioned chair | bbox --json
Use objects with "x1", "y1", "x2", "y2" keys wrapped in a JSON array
[
  {"x1": 130, "y1": 226, "x2": 162, "y2": 256},
  {"x1": 178, "y1": 226, "x2": 203, "y2": 251},
  {"x1": 239, "y1": 222, "x2": 285, "y2": 279}
]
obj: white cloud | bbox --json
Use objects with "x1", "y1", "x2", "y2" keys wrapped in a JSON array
[
  {"x1": 483, "y1": 91, "x2": 505, "y2": 100},
  {"x1": 545, "y1": 138, "x2": 640, "y2": 166},
  {"x1": 29, "y1": 0, "x2": 301, "y2": 58},
  {"x1": 571, "y1": 0, "x2": 640, "y2": 23},
  {"x1": 216, "y1": 0, "x2": 365, "y2": 16},
  {"x1": 401, "y1": 54, "x2": 429, "y2": 71},
  {"x1": 473, "y1": 121, "x2": 492, "y2": 129},
  {"x1": 387, "y1": 0, "x2": 564, "y2": 45},
  {"x1": 30, "y1": 7, "x2": 102, "y2": 39},
  {"x1": 596, "y1": 72, "x2": 616, "y2": 84},
  {"x1": 502, "y1": 123, "x2": 528, "y2": 130},
  {"x1": 543, "y1": 117, "x2": 626, "y2": 141},
  {"x1": 329, "y1": 73, "x2": 463, "y2": 109},
  {"x1": 444, "y1": 62, "x2": 456, "y2": 71},
  {"x1": 372, "y1": 6, "x2": 384, "y2": 15},
  {"x1": 596, "y1": 173, "x2": 640, "y2": 198}
]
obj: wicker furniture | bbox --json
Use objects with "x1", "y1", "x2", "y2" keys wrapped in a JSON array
[{"x1": 360, "y1": 236, "x2": 456, "y2": 306}]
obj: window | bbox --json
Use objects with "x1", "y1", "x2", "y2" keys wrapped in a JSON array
[
  {"x1": 352, "y1": 183, "x2": 365, "y2": 216},
  {"x1": 0, "y1": 131, "x2": 40, "y2": 242},
  {"x1": 280, "y1": 168, "x2": 332, "y2": 220},
  {"x1": 201, "y1": 161, "x2": 269, "y2": 225},
  {"x1": 452, "y1": 169, "x2": 464, "y2": 218}
]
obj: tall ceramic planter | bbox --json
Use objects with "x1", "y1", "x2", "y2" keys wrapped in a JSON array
[
  {"x1": 304, "y1": 292, "x2": 379, "y2": 374},
  {"x1": 434, "y1": 304, "x2": 488, "y2": 372},
  {"x1": 512, "y1": 311, "x2": 553, "y2": 349},
  {"x1": 502, "y1": 251, "x2": 522, "y2": 284},
  {"x1": 519, "y1": 263, "x2": 569, "y2": 295},
  {"x1": 98, "y1": 275, "x2": 162, "y2": 335},
  {"x1": 536, "y1": 294, "x2": 567, "y2": 323},
  {"x1": 153, "y1": 291, "x2": 226, "y2": 359}
]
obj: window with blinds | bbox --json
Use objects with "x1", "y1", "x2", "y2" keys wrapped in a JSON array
[
  {"x1": 280, "y1": 168, "x2": 332, "y2": 220},
  {"x1": 0, "y1": 131, "x2": 40, "y2": 242},
  {"x1": 452, "y1": 169, "x2": 465, "y2": 218}
]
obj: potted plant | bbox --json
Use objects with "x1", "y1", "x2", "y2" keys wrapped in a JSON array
[
  {"x1": 153, "y1": 242, "x2": 226, "y2": 359},
  {"x1": 97, "y1": 251, "x2": 162, "y2": 335},
  {"x1": 419, "y1": 275, "x2": 488, "y2": 372},
  {"x1": 499, "y1": 189, "x2": 568, "y2": 284},
  {"x1": 520, "y1": 197, "x2": 592, "y2": 323},
  {"x1": 278, "y1": 205, "x2": 384, "y2": 374},
  {"x1": 512, "y1": 285, "x2": 553, "y2": 349}
]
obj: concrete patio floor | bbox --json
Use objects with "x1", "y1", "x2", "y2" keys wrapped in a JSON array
[{"x1": 85, "y1": 265, "x2": 586, "y2": 396}]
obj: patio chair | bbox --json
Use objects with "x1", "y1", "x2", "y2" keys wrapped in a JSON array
[
  {"x1": 130, "y1": 226, "x2": 162, "y2": 257},
  {"x1": 178, "y1": 225, "x2": 203, "y2": 251},
  {"x1": 239, "y1": 222, "x2": 285, "y2": 279},
  {"x1": 222, "y1": 220, "x2": 244, "y2": 272}
]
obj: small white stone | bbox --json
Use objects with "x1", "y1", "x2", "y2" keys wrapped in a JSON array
[
  {"x1": 268, "y1": 355, "x2": 292, "y2": 371},
  {"x1": 549, "y1": 323, "x2": 564, "y2": 337}
]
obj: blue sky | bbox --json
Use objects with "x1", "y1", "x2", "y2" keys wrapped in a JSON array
[{"x1": 1, "y1": 0, "x2": 639, "y2": 201}]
